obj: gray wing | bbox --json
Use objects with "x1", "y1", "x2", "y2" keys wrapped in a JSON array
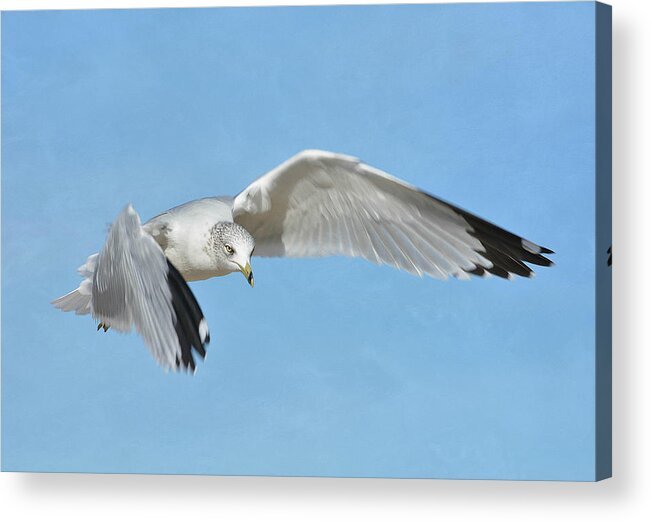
[
  {"x1": 92, "y1": 205, "x2": 209, "y2": 371},
  {"x1": 232, "y1": 150, "x2": 553, "y2": 280}
]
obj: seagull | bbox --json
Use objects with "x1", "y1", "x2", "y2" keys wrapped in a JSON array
[{"x1": 52, "y1": 149, "x2": 554, "y2": 372}]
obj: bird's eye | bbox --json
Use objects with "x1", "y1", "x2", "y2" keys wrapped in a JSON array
[{"x1": 225, "y1": 244, "x2": 234, "y2": 255}]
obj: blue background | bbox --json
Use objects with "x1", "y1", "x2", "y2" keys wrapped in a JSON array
[{"x1": 2, "y1": 2, "x2": 597, "y2": 480}]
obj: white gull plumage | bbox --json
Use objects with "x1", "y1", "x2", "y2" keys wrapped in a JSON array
[{"x1": 53, "y1": 149, "x2": 553, "y2": 372}]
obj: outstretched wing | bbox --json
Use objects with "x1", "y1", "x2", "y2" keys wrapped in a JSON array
[
  {"x1": 232, "y1": 150, "x2": 553, "y2": 280},
  {"x1": 91, "y1": 205, "x2": 210, "y2": 371}
]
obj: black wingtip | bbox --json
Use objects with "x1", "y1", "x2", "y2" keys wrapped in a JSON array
[
  {"x1": 456, "y1": 209, "x2": 554, "y2": 280},
  {"x1": 166, "y1": 259, "x2": 210, "y2": 373},
  {"x1": 420, "y1": 191, "x2": 554, "y2": 280}
]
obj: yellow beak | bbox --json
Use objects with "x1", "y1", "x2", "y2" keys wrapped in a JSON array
[{"x1": 240, "y1": 262, "x2": 254, "y2": 287}]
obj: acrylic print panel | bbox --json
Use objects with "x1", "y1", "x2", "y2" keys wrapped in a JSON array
[{"x1": 1, "y1": 2, "x2": 611, "y2": 480}]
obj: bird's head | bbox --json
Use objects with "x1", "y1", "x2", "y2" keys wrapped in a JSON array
[{"x1": 209, "y1": 222, "x2": 255, "y2": 287}]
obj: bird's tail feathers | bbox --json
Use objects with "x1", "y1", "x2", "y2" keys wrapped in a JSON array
[{"x1": 51, "y1": 254, "x2": 98, "y2": 315}]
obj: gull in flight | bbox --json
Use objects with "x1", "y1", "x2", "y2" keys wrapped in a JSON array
[{"x1": 53, "y1": 150, "x2": 554, "y2": 372}]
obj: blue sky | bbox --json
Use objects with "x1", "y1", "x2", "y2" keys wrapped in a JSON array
[{"x1": 2, "y1": 3, "x2": 598, "y2": 480}]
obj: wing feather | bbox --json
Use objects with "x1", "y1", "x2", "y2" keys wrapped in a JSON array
[
  {"x1": 90, "y1": 205, "x2": 209, "y2": 371},
  {"x1": 232, "y1": 150, "x2": 553, "y2": 280}
]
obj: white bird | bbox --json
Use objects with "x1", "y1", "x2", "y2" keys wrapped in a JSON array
[{"x1": 52, "y1": 150, "x2": 553, "y2": 372}]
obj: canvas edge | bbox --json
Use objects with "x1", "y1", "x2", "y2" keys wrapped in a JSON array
[{"x1": 594, "y1": 0, "x2": 612, "y2": 482}]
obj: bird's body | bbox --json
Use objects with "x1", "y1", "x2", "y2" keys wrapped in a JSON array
[
  {"x1": 53, "y1": 149, "x2": 554, "y2": 372},
  {"x1": 144, "y1": 197, "x2": 236, "y2": 281}
]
